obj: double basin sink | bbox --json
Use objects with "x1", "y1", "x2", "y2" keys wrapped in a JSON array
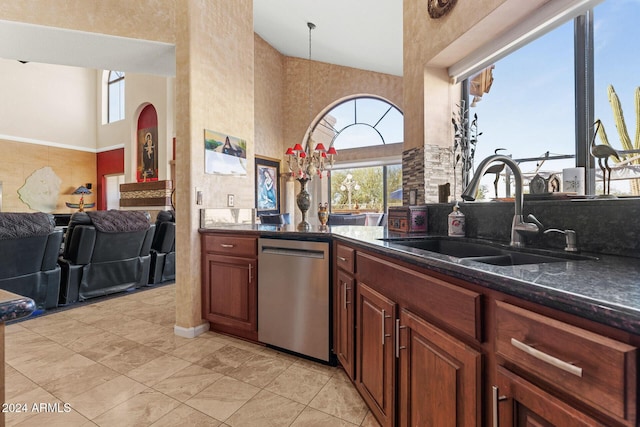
[{"x1": 381, "y1": 236, "x2": 596, "y2": 266}]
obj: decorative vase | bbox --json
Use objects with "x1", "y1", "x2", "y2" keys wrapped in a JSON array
[
  {"x1": 296, "y1": 177, "x2": 311, "y2": 231},
  {"x1": 317, "y1": 202, "x2": 329, "y2": 229}
]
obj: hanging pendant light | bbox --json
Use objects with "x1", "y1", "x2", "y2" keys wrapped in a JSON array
[
  {"x1": 283, "y1": 22, "x2": 339, "y2": 231},
  {"x1": 284, "y1": 22, "x2": 337, "y2": 183}
]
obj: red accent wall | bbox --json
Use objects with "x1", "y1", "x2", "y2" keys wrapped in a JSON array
[
  {"x1": 138, "y1": 104, "x2": 158, "y2": 129},
  {"x1": 96, "y1": 148, "x2": 125, "y2": 210}
]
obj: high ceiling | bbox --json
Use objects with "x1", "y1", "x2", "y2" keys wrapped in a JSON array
[
  {"x1": 0, "y1": 1, "x2": 403, "y2": 77},
  {"x1": 254, "y1": 0, "x2": 403, "y2": 76}
]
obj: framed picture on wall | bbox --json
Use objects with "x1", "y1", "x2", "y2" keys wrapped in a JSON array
[
  {"x1": 137, "y1": 127, "x2": 159, "y2": 182},
  {"x1": 204, "y1": 129, "x2": 248, "y2": 176},
  {"x1": 255, "y1": 156, "x2": 280, "y2": 215}
]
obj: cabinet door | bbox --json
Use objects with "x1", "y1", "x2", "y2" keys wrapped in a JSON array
[
  {"x1": 495, "y1": 366, "x2": 606, "y2": 427},
  {"x1": 398, "y1": 308, "x2": 481, "y2": 427},
  {"x1": 203, "y1": 253, "x2": 257, "y2": 340},
  {"x1": 335, "y1": 270, "x2": 355, "y2": 379},
  {"x1": 356, "y1": 282, "x2": 396, "y2": 427}
]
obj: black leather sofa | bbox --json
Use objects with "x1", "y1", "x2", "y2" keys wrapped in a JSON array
[
  {"x1": 58, "y1": 210, "x2": 155, "y2": 304},
  {"x1": 148, "y1": 210, "x2": 175, "y2": 284},
  {"x1": 0, "y1": 212, "x2": 63, "y2": 309}
]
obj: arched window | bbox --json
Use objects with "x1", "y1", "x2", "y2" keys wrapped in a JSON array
[
  {"x1": 107, "y1": 71, "x2": 125, "y2": 123},
  {"x1": 313, "y1": 97, "x2": 403, "y2": 150},
  {"x1": 316, "y1": 96, "x2": 404, "y2": 214}
]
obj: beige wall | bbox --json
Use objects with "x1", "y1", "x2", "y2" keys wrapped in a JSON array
[
  {"x1": 254, "y1": 35, "x2": 285, "y2": 161},
  {"x1": 0, "y1": 139, "x2": 96, "y2": 213},
  {"x1": 0, "y1": 0, "x2": 175, "y2": 43},
  {"x1": 283, "y1": 57, "x2": 403, "y2": 154},
  {"x1": 0, "y1": 59, "x2": 97, "y2": 150},
  {"x1": 174, "y1": 1, "x2": 255, "y2": 330}
]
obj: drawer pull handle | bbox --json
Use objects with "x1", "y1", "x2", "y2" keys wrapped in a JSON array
[
  {"x1": 492, "y1": 386, "x2": 507, "y2": 427},
  {"x1": 511, "y1": 338, "x2": 583, "y2": 377},
  {"x1": 338, "y1": 256, "x2": 347, "y2": 262},
  {"x1": 395, "y1": 319, "x2": 406, "y2": 358},
  {"x1": 343, "y1": 285, "x2": 351, "y2": 309},
  {"x1": 220, "y1": 243, "x2": 235, "y2": 248}
]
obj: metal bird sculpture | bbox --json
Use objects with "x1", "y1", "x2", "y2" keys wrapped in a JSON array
[
  {"x1": 590, "y1": 119, "x2": 620, "y2": 196},
  {"x1": 483, "y1": 148, "x2": 507, "y2": 198}
]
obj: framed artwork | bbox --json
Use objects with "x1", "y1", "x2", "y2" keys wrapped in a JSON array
[
  {"x1": 255, "y1": 156, "x2": 280, "y2": 215},
  {"x1": 204, "y1": 129, "x2": 248, "y2": 175},
  {"x1": 137, "y1": 127, "x2": 158, "y2": 182}
]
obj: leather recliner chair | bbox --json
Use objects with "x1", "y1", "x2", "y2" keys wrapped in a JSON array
[
  {"x1": 58, "y1": 210, "x2": 155, "y2": 304},
  {"x1": 0, "y1": 212, "x2": 63, "y2": 310},
  {"x1": 148, "y1": 210, "x2": 175, "y2": 284}
]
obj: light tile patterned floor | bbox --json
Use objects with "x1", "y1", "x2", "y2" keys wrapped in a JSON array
[{"x1": 4, "y1": 284, "x2": 381, "y2": 426}]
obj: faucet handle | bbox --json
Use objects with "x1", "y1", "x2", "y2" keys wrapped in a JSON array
[
  {"x1": 544, "y1": 228, "x2": 578, "y2": 252},
  {"x1": 526, "y1": 214, "x2": 544, "y2": 232}
]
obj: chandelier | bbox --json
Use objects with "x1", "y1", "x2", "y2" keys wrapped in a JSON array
[
  {"x1": 285, "y1": 142, "x2": 337, "y2": 180},
  {"x1": 285, "y1": 22, "x2": 337, "y2": 180},
  {"x1": 284, "y1": 22, "x2": 338, "y2": 230}
]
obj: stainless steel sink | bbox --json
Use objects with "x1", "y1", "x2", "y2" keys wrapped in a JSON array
[
  {"x1": 380, "y1": 237, "x2": 596, "y2": 266},
  {"x1": 387, "y1": 239, "x2": 503, "y2": 258}
]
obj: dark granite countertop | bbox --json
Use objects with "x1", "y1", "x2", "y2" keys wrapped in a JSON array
[
  {"x1": 200, "y1": 224, "x2": 640, "y2": 336},
  {"x1": 0, "y1": 290, "x2": 36, "y2": 323}
]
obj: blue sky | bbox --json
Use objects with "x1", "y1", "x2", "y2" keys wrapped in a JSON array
[{"x1": 471, "y1": 0, "x2": 639, "y2": 194}]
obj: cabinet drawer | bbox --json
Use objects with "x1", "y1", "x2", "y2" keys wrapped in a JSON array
[
  {"x1": 357, "y1": 252, "x2": 482, "y2": 342},
  {"x1": 496, "y1": 301, "x2": 637, "y2": 424},
  {"x1": 203, "y1": 234, "x2": 257, "y2": 257},
  {"x1": 336, "y1": 244, "x2": 355, "y2": 274}
]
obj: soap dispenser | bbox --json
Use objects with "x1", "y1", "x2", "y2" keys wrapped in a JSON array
[{"x1": 448, "y1": 202, "x2": 465, "y2": 237}]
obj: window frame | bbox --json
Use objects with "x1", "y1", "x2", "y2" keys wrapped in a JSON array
[
  {"x1": 107, "y1": 70, "x2": 125, "y2": 123},
  {"x1": 328, "y1": 163, "x2": 402, "y2": 214},
  {"x1": 311, "y1": 96, "x2": 403, "y2": 151},
  {"x1": 460, "y1": 7, "x2": 600, "y2": 195}
]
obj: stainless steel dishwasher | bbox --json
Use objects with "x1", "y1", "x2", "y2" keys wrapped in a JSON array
[{"x1": 258, "y1": 238, "x2": 330, "y2": 362}]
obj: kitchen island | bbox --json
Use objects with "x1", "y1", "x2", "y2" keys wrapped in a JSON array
[{"x1": 200, "y1": 224, "x2": 640, "y2": 426}]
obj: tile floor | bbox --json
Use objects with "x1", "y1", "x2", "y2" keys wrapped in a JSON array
[{"x1": 4, "y1": 284, "x2": 381, "y2": 426}]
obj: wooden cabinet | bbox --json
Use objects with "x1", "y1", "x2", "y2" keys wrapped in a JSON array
[
  {"x1": 356, "y1": 282, "x2": 396, "y2": 427},
  {"x1": 335, "y1": 269, "x2": 355, "y2": 378},
  {"x1": 201, "y1": 233, "x2": 258, "y2": 341},
  {"x1": 495, "y1": 301, "x2": 637, "y2": 426},
  {"x1": 495, "y1": 366, "x2": 606, "y2": 427},
  {"x1": 352, "y1": 252, "x2": 483, "y2": 427},
  {"x1": 398, "y1": 308, "x2": 481, "y2": 427},
  {"x1": 334, "y1": 244, "x2": 356, "y2": 379}
]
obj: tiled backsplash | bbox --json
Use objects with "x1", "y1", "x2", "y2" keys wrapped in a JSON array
[{"x1": 424, "y1": 198, "x2": 640, "y2": 258}]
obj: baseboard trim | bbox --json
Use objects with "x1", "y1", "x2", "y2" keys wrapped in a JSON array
[{"x1": 174, "y1": 322, "x2": 209, "y2": 338}]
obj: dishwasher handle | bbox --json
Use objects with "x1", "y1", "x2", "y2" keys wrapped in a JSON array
[{"x1": 260, "y1": 246, "x2": 325, "y2": 259}]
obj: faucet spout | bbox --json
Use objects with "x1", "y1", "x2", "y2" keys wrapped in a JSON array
[{"x1": 461, "y1": 154, "x2": 541, "y2": 247}]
